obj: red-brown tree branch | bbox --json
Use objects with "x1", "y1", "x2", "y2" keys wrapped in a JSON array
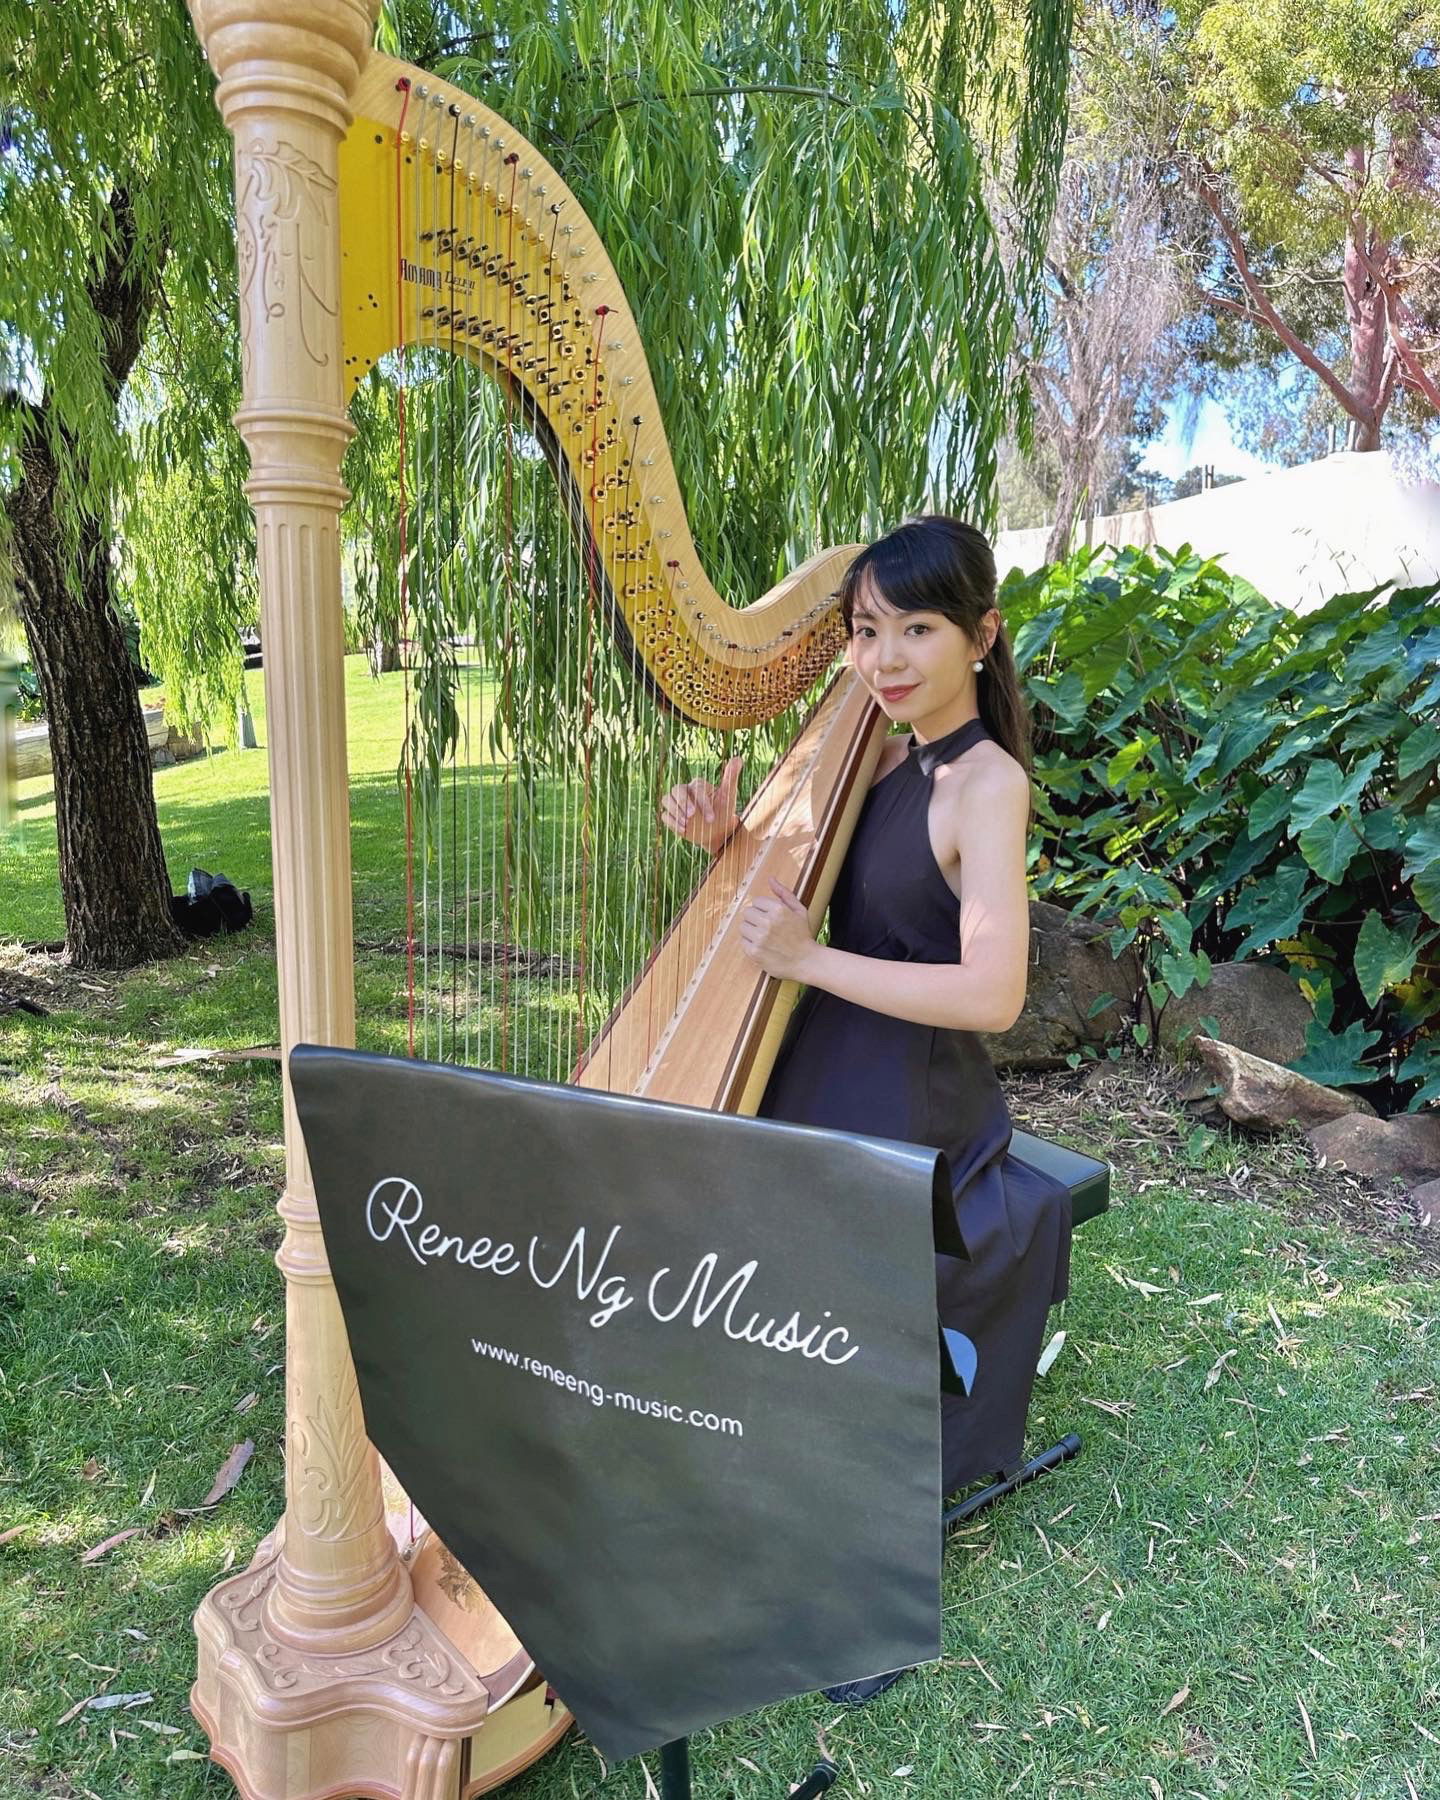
[
  {"x1": 1191, "y1": 168, "x2": 1366, "y2": 424},
  {"x1": 1344, "y1": 232, "x2": 1440, "y2": 414}
]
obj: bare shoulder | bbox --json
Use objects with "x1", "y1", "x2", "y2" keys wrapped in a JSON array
[
  {"x1": 934, "y1": 739, "x2": 1029, "y2": 815},
  {"x1": 933, "y1": 740, "x2": 1029, "y2": 862}
]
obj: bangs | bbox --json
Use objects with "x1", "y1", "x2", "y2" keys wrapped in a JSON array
[{"x1": 841, "y1": 519, "x2": 986, "y2": 631}]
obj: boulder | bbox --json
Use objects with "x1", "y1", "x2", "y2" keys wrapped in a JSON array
[
  {"x1": 1305, "y1": 1111, "x2": 1440, "y2": 1182},
  {"x1": 987, "y1": 900, "x2": 1139, "y2": 1071},
  {"x1": 1409, "y1": 1178, "x2": 1440, "y2": 1230},
  {"x1": 1159, "y1": 961, "x2": 1312, "y2": 1067},
  {"x1": 1183, "y1": 1036, "x2": 1376, "y2": 1132}
]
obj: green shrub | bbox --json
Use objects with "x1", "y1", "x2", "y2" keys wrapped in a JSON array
[
  {"x1": 1000, "y1": 544, "x2": 1440, "y2": 1117},
  {"x1": 10, "y1": 663, "x2": 43, "y2": 724}
]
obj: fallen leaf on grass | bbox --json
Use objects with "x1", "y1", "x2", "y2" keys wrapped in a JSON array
[
  {"x1": 1203, "y1": 1350, "x2": 1236, "y2": 1391},
  {"x1": 1296, "y1": 1693, "x2": 1317, "y2": 1760},
  {"x1": 80, "y1": 1458, "x2": 103, "y2": 1482},
  {"x1": 120, "y1": 1628, "x2": 150, "y2": 1642},
  {"x1": 56, "y1": 1691, "x2": 154, "y2": 1726},
  {"x1": 81, "y1": 1528, "x2": 142, "y2": 1564},
  {"x1": 1036, "y1": 1331, "x2": 1066, "y2": 1377},
  {"x1": 153, "y1": 1045, "x2": 281, "y2": 1068},
  {"x1": 233, "y1": 1393, "x2": 259, "y2": 1414},
  {"x1": 890, "y1": 1766, "x2": 913, "y2": 1779},
  {"x1": 201, "y1": 1440, "x2": 254, "y2": 1507},
  {"x1": 135, "y1": 1720, "x2": 181, "y2": 1735},
  {"x1": 0, "y1": 1524, "x2": 27, "y2": 1545},
  {"x1": 1104, "y1": 1264, "x2": 1167, "y2": 1297},
  {"x1": 1160, "y1": 1686, "x2": 1191, "y2": 1717},
  {"x1": 167, "y1": 1749, "x2": 209, "y2": 1763}
]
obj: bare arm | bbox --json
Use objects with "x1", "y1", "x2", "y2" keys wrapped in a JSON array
[{"x1": 740, "y1": 756, "x2": 1032, "y2": 1034}]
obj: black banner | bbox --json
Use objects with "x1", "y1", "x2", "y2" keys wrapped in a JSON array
[{"x1": 292, "y1": 1047, "x2": 946, "y2": 1763}]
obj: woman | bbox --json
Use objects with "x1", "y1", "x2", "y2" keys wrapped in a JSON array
[{"x1": 660, "y1": 515, "x2": 1071, "y2": 1700}]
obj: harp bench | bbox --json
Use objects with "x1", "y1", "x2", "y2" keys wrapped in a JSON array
[{"x1": 941, "y1": 1126, "x2": 1111, "y2": 1531}]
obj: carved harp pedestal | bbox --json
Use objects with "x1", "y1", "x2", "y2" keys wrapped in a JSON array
[{"x1": 187, "y1": 3, "x2": 882, "y2": 1794}]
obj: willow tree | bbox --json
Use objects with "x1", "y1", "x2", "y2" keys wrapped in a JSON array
[
  {"x1": 361, "y1": 0, "x2": 1074, "y2": 604},
  {"x1": 4, "y1": 0, "x2": 1072, "y2": 967},
  {"x1": 0, "y1": 2, "x2": 239, "y2": 966}
]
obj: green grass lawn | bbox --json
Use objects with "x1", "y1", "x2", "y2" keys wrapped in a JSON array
[{"x1": 2, "y1": 665, "x2": 1437, "y2": 1799}]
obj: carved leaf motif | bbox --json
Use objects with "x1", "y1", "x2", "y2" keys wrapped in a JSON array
[
  {"x1": 217, "y1": 1562, "x2": 277, "y2": 1635},
  {"x1": 435, "y1": 1543, "x2": 475, "y2": 1611},
  {"x1": 292, "y1": 1366, "x2": 377, "y2": 1541},
  {"x1": 236, "y1": 137, "x2": 339, "y2": 369}
]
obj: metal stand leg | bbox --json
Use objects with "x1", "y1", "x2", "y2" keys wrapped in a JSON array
[
  {"x1": 658, "y1": 1735, "x2": 837, "y2": 1798},
  {"x1": 659, "y1": 1738, "x2": 691, "y2": 1800},
  {"x1": 943, "y1": 1432, "x2": 1082, "y2": 1532}
]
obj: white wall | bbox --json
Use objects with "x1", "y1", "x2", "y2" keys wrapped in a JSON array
[{"x1": 994, "y1": 451, "x2": 1440, "y2": 610}]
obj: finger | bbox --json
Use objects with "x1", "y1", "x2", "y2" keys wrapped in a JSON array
[
  {"x1": 719, "y1": 752, "x2": 742, "y2": 795},
  {"x1": 768, "y1": 879, "x2": 805, "y2": 913}
]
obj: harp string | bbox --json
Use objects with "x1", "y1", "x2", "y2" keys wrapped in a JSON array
[
  {"x1": 390, "y1": 97, "x2": 816, "y2": 1093},
  {"x1": 393, "y1": 76, "x2": 417, "y2": 1060}
]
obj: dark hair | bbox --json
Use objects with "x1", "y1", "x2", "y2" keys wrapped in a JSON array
[{"x1": 839, "y1": 514, "x2": 1033, "y2": 785}]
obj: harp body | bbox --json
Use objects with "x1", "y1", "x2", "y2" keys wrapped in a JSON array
[{"x1": 187, "y1": 7, "x2": 881, "y2": 1796}]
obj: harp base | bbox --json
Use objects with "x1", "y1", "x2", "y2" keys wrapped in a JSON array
[{"x1": 192, "y1": 1547, "x2": 572, "y2": 1800}]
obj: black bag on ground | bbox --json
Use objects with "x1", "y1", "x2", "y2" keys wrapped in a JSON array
[{"x1": 171, "y1": 867, "x2": 253, "y2": 940}]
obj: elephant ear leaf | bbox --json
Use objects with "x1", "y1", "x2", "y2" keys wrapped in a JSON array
[
  {"x1": 1353, "y1": 911, "x2": 1421, "y2": 1009},
  {"x1": 1402, "y1": 806, "x2": 1440, "y2": 918},
  {"x1": 1286, "y1": 1019, "x2": 1384, "y2": 1090}
]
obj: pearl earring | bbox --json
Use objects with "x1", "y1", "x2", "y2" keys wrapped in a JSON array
[{"x1": 972, "y1": 659, "x2": 985, "y2": 672}]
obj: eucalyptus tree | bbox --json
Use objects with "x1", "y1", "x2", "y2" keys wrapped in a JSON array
[
  {"x1": 1085, "y1": 0, "x2": 1440, "y2": 459},
  {"x1": 0, "y1": 2, "x2": 236, "y2": 966}
]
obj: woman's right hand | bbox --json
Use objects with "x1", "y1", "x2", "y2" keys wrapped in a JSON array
[{"x1": 659, "y1": 753, "x2": 743, "y2": 854}]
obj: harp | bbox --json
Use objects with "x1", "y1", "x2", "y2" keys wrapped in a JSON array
[{"x1": 187, "y1": 5, "x2": 888, "y2": 1795}]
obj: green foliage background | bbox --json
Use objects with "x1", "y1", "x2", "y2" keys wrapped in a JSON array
[{"x1": 1003, "y1": 546, "x2": 1440, "y2": 1111}]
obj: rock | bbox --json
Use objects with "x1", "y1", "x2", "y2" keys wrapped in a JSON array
[
  {"x1": 987, "y1": 901, "x2": 1140, "y2": 1072},
  {"x1": 1159, "y1": 961, "x2": 1313, "y2": 1067},
  {"x1": 1306, "y1": 1112, "x2": 1440, "y2": 1182},
  {"x1": 1188, "y1": 1036, "x2": 1376, "y2": 1131},
  {"x1": 1409, "y1": 1177, "x2": 1440, "y2": 1230}
]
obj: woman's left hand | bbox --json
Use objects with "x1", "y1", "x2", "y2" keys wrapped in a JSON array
[{"x1": 738, "y1": 880, "x2": 820, "y2": 982}]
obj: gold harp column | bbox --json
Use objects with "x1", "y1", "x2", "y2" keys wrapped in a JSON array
[{"x1": 187, "y1": 4, "x2": 491, "y2": 1796}]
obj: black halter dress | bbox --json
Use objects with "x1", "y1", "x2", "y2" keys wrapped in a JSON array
[{"x1": 757, "y1": 715, "x2": 1071, "y2": 1493}]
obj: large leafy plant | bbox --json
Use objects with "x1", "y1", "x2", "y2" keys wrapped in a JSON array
[{"x1": 1001, "y1": 545, "x2": 1440, "y2": 1114}]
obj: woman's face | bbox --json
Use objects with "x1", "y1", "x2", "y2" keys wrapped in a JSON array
[{"x1": 848, "y1": 578, "x2": 993, "y2": 732}]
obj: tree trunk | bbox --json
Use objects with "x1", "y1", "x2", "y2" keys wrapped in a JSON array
[
  {"x1": 3, "y1": 186, "x2": 182, "y2": 969},
  {"x1": 369, "y1": 626, "x2": 401, "y2": 675},
  {"x1": 7, "y1": 435, "x2": 182, "y2": 967},
  {"x1": 1342, "y1": 161, "x2": 1389, "y2": 452},
  {"x1": 1045, "y1": 453, "x2": 1088, "y2": 563}
]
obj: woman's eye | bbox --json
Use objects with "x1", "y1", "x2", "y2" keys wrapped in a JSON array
[{"x1": 907, "y1": 624, "x2": 930, "y2": 636}]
